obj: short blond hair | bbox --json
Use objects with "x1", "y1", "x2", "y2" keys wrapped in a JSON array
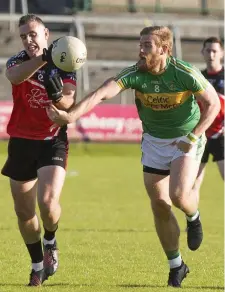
[{"x1": 140, "y1": 26, "x2": 173, "y2": 55}]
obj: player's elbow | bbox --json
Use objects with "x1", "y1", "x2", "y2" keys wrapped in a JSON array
[
  {"x1": 206, "y1": 95, "x2": 221, "y2": 119},
  {"x1": 214, "y1": 97, "x2": 221, "y2": 116},
  {"x1": 11, "y1": 79, "x2": 22, "y2": 85},
  {"x1": 5, "y1": 71, "x2": 22, "y2": 85}
]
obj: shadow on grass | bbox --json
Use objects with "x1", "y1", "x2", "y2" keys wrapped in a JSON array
[
  {"x1": 186, "y1": 287, "x2": 224, "y2": 291},
  {"x1": 0, "y1": 283, "x2": 71, "y2": 287},
  {"x1": 0, "y1": 227, "x2": 190, "y2": 233},
  {"x1": 0, "y1": 283, "x2": 223, "y2": 290},
  {"x1": 61, "y1": 228, "x2": 153, "y2": 233},
  {"x1": 118, "y1": 284, "x2": 224, "y2": 290},
  {"x1": 0, "y1": 227, "x2": 155, "y2": 233}
]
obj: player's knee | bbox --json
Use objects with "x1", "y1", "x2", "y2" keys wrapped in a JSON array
[
  {"x1": 151, "y1": 199, "x2": 171, "y2": 220},
  {"x1": 15, "y1": 208, "x2": 35, "y2": 221},
  {"x1": 39, "y1": 198, "x2": 60, "y2": 216},
  {"x1": 171, "y1": 191, "x2": 187, "y2": 209}
]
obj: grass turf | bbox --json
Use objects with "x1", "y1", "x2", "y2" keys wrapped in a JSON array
[{"x1": 0, "y1": 141, "x2": 223, "y2": 292}]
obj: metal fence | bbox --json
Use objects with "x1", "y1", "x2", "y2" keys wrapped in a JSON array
[{"x1": 7, "y1": 0, "x2": 224, "y2": 21}]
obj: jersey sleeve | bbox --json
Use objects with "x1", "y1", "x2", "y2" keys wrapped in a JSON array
[
  {"x1": 114, "y1": 65, "x2": 138, "y2": 90},
  {"x1": 6, "y1": 50, "x2": 29, "y2": 69},
  {"x1": 182, "y1": 65, "x2": 209, "y2": 93},
  {"x1": 58, "y1": 70, "x2": 77, "y2": 86}
]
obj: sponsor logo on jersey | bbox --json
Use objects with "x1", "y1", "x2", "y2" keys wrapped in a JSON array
[
  {"x1": 52, "y1": 157, "x2": 63, "y2": 161},
  {"x1": 26, "y1": 88, "x2": 51, "y2": 109},
  {"x1": 135, "y1": 90, "x2": 191, "y2": 111}
]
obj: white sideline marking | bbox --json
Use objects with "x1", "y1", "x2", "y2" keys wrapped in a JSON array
[{"x1": 66, "y1": 170, "x2": 79, "y2": 177}]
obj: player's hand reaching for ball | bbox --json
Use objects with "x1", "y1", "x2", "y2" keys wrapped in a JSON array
[
  {"x1": 41, "y1": 39, "x2": 59, "y2": 63},
  {"x1": 42, "y1": 40, "x2": 58, "y2": 63},
  {"x1": 46, "y1": 104, "x2": 71, "y2": 128},
  {"x1": 42, "y1": 44, "x2": 53, "y2": 63}
]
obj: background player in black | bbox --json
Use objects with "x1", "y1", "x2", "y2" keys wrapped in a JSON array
[{"x1": 192, "y1": 37, "x2": 224, "y2": 203}]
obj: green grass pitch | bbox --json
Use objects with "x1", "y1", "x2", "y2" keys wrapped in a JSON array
[{"x1": 0, "y1": 141, "x2": 223, "y2": 292}]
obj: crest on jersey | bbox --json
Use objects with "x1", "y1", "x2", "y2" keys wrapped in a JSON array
[{"x1": 50, "y1": 69, "x2": 58, "y2": 77}]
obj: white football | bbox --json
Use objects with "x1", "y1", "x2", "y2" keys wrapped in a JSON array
[{"x1": 51, "y1": 36, "x2": 87, "y2": 72}]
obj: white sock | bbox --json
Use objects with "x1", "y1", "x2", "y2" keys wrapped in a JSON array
[
  {"x1": 32, "y1": 261, "x2": 43, "y2": 271},
  {"x1": 169, "y1": 255, "x2": 182, "y2": 269},
  {"x1": 43, "y1": 237, "x2": 55, "y2": 246},
  {"x1": 186, "y1": 210, "x2": 200, "y2": 222}
]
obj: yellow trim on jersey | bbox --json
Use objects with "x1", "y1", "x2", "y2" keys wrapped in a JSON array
[
  {"x1": 194, "y1": 89, "x2": 205, "y2": 95},
  {"x1": 115, "y1": 64, "x2": 138, "y2": 81},
  {"x1": 135, "y1": 90, "x2": 192, "y2": 111},
  {"x1": 114, "y1": 65, "x2": 138, "y2": 89},
  {"x1": 116, "y1": 80, "x2": 125, "y2": 89}
]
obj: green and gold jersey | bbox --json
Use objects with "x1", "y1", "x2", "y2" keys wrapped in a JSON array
[{"x1": 114, "y1": 56, "x2": 209, "y2": 138}]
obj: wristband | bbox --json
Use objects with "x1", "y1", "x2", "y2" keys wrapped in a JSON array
[
  {"x1": 179, "y1": 135, "x2": 196, "y2": 145},
  {"x1": 187, "y1": 132, "x2": 199, "y2": 143}
]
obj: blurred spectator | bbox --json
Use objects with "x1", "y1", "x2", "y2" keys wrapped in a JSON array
[
  {"x1": 75, "y1": 118, "x2": 90, "y2": 152},
  {"x1": 0, "y1": 0, "x2": 91, "y2": 14},
  {"x1": 128, "y1": 0, "x2": 137, "y2": 13}
]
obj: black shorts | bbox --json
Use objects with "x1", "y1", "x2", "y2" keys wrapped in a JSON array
[
  {"x1": 1, "y1": 135, "x2": 68, "y2": 181},
  {"x1": 201, "y1": 135, "x2": 224, "y2": 163},
  {"x1": 143, "y1": 165, "x2": 170, "y2": 176}
]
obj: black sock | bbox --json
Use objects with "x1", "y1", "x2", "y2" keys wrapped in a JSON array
[
  {"x1": 44, "y1": 226, "x2": 57, "y2": 241},
  {"x1": 26, "y1": 240, "x2": 43, "y2": 263}
]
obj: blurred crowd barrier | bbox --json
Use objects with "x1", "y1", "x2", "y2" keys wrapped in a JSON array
[
  {"x1": 0, "y1": 0, "x2": 223, "y2": 141},
  {"x1": 0, "y1": 102, "x2": 142, "y2": 142},
  {"x1": 0, "y1": 0, "x2": 223, "y2": 104},
  {"x1": 0, "y1": 0, "x2": 223, "y2": 15}
]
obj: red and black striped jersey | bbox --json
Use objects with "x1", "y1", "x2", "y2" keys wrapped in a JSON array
[{"x1": 201, "y1": 67, "x2": 224, "y2": 138}]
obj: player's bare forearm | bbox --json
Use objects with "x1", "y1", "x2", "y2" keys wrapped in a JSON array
[
  {"x1": 67, "y1": 79, "x2": 121, "y2": 122},
  {"x1": 193, "y1": 104, "x2": 220, "y2": 137},
  {"x1": 46, "y1": 79, "x2": 122, "y2": 126},
  {"x1": 6, "y1": 55, "x2": 46, "y2": 85},
  {"x1": 53, "y1": 96, "x2": 75, "y2": 111},
  {"x1": 193, "y1": 84, "x2": 220, "y2": 137},
  {"x1": 67, "y1": 90, "x2": 102, "y2": 122}
]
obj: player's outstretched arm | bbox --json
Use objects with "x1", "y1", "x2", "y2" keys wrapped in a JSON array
[
  {"x1": 5, "y1": 55, "x2": 47, "y2": 85},
  {"x1": 47, "y1": 78, "x2": 122, "y2": 126},
  {"x1": 193, "y1": 82, "x2": 220, "y2": 137}
]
